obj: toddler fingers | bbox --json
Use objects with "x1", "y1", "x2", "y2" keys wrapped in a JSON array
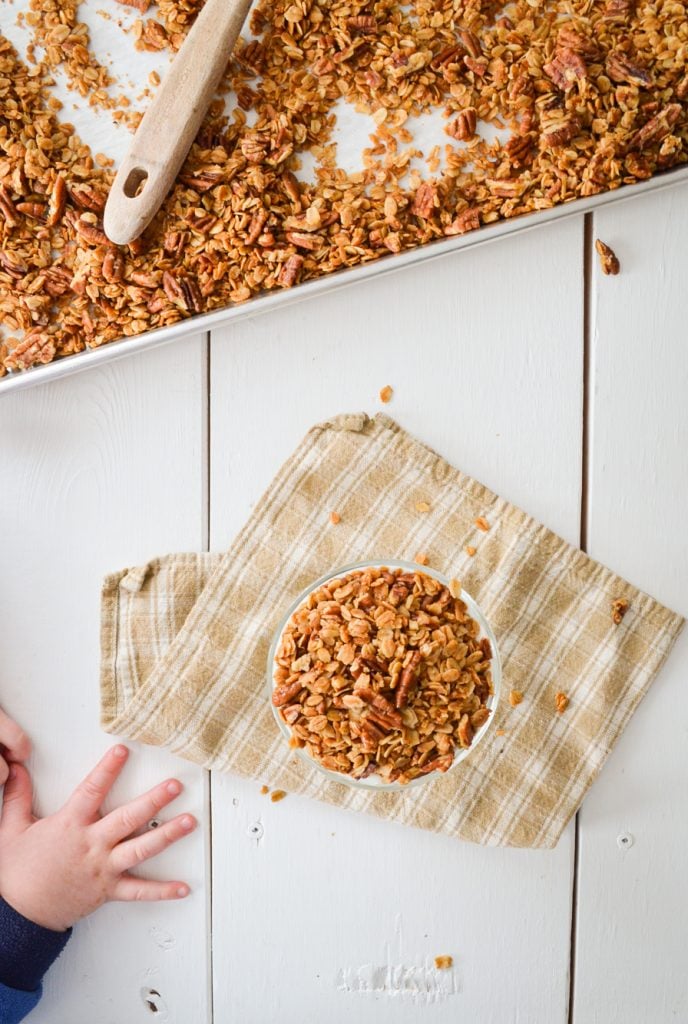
[
  {"x1": 111, "y1": 814, "x2": 197, "y2": 873},
  {"x1": 0, "y1": 762, "x2": 34, "y2": 833},
  {"x1": 67, "y1": 744, "x2": 129, "y2": 822},
  {"x1": 112, "y1": 876, "x2": 191, "y2": 903},
  {"x1": 0, "y1": 709, "x2": 31, "y2": 762},
  {"x1": 98, "y1": 778, "x2": 185, "y2": 844}
]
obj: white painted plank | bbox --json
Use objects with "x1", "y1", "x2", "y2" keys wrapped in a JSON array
[
  {"x1": 0, "y1": 340, "x2": 210, "y2": 1024},
  {"x1": 574, "y1": 181, "x2": 688, "y2": 1024},
  {"x1": 209, "y1": 217, "x2": 584, "y2": 1023}
]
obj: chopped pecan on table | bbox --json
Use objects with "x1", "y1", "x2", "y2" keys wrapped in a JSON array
[
  {"x1": 446, "y1": 108, "x2": 477, "y2": 142},
  {"x1": 611, "y1": 598, "x2": 630, "y2": 624},
  {"x1": 272, "y1": 566, "x2": 494, "y2": 784},
  {"x1": 555, "y1": 692, "x2": 569, "y2": 714},
  {"x1": 379, "y1": 384, "x2": 393, "y2": 403},
  {"x1": 508, "y1": 690, "x2": 523, "y2": 707},
  {"x1": 595, "y1": 240, "x2": 621, "y2": 276}
]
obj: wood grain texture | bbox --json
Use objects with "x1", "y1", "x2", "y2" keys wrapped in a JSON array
[
  {"x1": 0, "y1": 339, "x2": 210, "y2": 1023},
  {"x1": 209, "y1": 217, "x2": 585, "y2": 1023},
  {"x1": 104, "y1": 0, "x2": 253, "y2": 245},
  {"x1": 574, "y1": 181, "x2": 688, "y2": 1024}
]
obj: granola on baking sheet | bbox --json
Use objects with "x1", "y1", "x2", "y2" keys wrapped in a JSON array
[
  {"x1": 271, "y1": 566, "x2": 494, "y2": 784},
  {"x1": 1, "y1": 0, "x2": 686, "y2": 374}
]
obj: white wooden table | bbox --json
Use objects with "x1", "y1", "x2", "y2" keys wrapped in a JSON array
[{"x1": 1, "y1": 180, "x2": 686, "y2": 1024}]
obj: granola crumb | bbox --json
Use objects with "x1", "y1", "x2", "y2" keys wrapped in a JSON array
[
  {"x1": 415, "y1": 501, "x2": 431, "y2": 513},
  {"x1": 508, "y1": 690, "x2": 523, "y2": 707},
  {"x1": 379, "y1": 385, "x2": 394, "y2": 404},
  {"x1": 148, "y1": 69, "x2": 161, "y2": 87},
  {"x1": 496, "y1": 728, "x2": 507, "y2": 736},
  {"x1": 330, "y1": 511, "x2": 341, "y2": 525},
  {"x1": 260, "y1": 784, "x2": 269, "y2": 795},
  {"x1": 414, "y1": 552, "x2": 429, "y2": 566},
  {"x1": 465, "y1": 546, "x2": 477, "y2": 557},
  {"x1": 555, "y1": 692, "x2": 569, "y2": 714},
  {"x1": 449, "y1": 578, "x2": 462, "y2": 599},
  {"x1": 611, "y1": 598, "x2": 630, "y2": 624},
  {"x1": 270, "y1": 789, "x2": 287, "y2": 803},
  {"x1": 434, "y1": 955, "x2": 453, "y2": 970},
  {"x1": 595, "y1": 240, "x2": 621, "y2": 276},
  {"x1": 475, "y1": 516, "x2": 490, "y2": 532}
]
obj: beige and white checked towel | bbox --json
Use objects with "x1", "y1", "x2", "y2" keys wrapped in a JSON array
[{"x1": 100, "y1": 413, "x2": 683, "y2": 848}]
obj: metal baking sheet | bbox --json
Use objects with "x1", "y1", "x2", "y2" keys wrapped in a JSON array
[{"x1": 2, "y1": 4, "x2": 687, "y2": 394}]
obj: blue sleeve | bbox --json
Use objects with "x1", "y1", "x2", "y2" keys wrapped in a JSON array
[
  {"x1": 0, "y1": 898, "x2": 72, "y2": 1023},
  {"x1": 0, "y1": 982, "x2": 42, "y2": 1024}
]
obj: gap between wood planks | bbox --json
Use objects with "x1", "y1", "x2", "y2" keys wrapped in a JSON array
[
  {"x1": 568, "y1": 211, "x2": 594, "y2": 1024},
  {"x1": 203, "y1": 332, "x2": 215, "y2": 1024}
]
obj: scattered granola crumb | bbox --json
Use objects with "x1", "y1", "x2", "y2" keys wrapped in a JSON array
[
  {"x1": 148, "y1": 69, "x2": 161, "y2": 87},
  {"x1": 555, "y1": 692, "x2": 569, "y2": 714},
  {"x1": 611, "y1": 598, "x2": 630, "y2": 624},
  {"x1": 379, "y1": 385, "x2": 394, "y2": 404},
  {"x1": 330, "y1": 511, "x2": 341, "y2": 525},
  {"x1": 509, "y1": 690, "x2": 523, "y2": 707},
  {"x1": 260, "y1": 784, "x2": 269, "y2": 795},
  {"x1": 414, "y1": 552, "x2": 429, "y2": 566},
  {"x1": 415, "y1": 501, "x2": 431, "y2": 513},
  {"x1": 465, "y1": 546, "x2": 477, "y2": 557},
  {"x1": 475, "y1": 516, "x2": 490, "y2": 532},
  {"x1": 496, "y1": 728, "x2": 507, "y2": 736},
  {"x1": 270, "y1": 789, "x2": 287, "y2": 803},
  {"x1": 434, "y1": 955, "x2": 453, "y2": 970},
  {"x1": 449, "y1": 578, "x2": 462, "y2": 599},
  {"x1": 595, "y1": 239, "x2": 621, "y2": 276}
]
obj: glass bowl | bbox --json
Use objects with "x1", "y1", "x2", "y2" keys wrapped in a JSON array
[{"x1": 266, "y1": 559, "x2": 501, "y2": 791}]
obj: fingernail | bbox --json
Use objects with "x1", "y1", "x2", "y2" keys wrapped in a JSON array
[
  {"x1": 114, "y1": 745, "x2": 128, "y2": 759},
  {"x1": 181, "y1": 815, "x2": 195, "y2": 831},
  {"x1": 177, "y1": 886, "x2": 189, "y2": 898},
  {"x1": 166, "y1": 781, "x2": 181, "y2": 796}
]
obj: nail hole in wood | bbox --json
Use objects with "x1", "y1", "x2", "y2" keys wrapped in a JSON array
[{"x1": 123, "y1": 167, "x2": 148, "y2": 198}]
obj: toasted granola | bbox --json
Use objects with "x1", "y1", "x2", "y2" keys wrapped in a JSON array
[
  {"x1": 271, "y1": 566, "x2": 494, "y2": 784},
  {"x1": 1, "y1": 0, "x2": 687, "y2": 374}
]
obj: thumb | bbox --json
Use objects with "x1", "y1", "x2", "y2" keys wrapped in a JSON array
[{"x1": 0, "y1": 763, "x2": 34, "y2": 834}]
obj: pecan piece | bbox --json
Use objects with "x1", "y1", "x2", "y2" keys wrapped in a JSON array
[
  {"x1": 412, "y1": 182, "x2": 437, "y2": 218},
  {"x1": 43, "y1": 266, "x2": 73, "y2": 296},
  {"x1": 628, "y1": 103, "x2": 681, "y2": 150},
  {"x1": 459, "y1": 29, "x2": 481, "y2": 59},
  {"x1": 360, "y1": 717, "x2": 386, "y2": 753},
  {"x1": 606, "y1": 51, "x2": 652, "y2": 87},
  {"x1": 115, "y1": 0, "x2": 150, "y2": 10},
  {"x1": 611, "y1": 597, "x2": 629, "y2": 624},
  {"x1": 140, "y1": 18, "x2": 168, "y2": 51},
  {"x1": 595, "y1": 239, "x2": 620, "y2": 275},
  {"x1": 102, "y1": 250, "x2": 125, "y2": 283},
  {"x1": 69, "y1": 184, "x2": 106, "y2": 212},
  {"x1": 75, "y1": 218, "x2": 111, "y2": 247},
  {"x1": 179, "y1": 170, "x2": 224, "y2": 192},
  {"x1": 240, "y1": 132, "x2": 270, "y2": 164},
  {"x1": 444, "y1": 207, "x2": 480, "y2": 235},
  {"x1": 277, "y1": 254, "x2": 304, "y2": 287},
  {"x1": 417, "y1": 753, "x2": 454, "y2": 775},
  {"x1": 556, "y1": 25, "x2": 597, "y2": 59},
  {"x1": 281, "y1": 171, "x2": 302, "y2": 207},
  {"x1": 446, "y1": 107, "x2": 477, "y2": 141},
  {"x1": 676, "y1": 74, "x2": 688, "y2": 101},
  {"x1": 0, "y1": 186, "x2": 18, "y2": 227},
  {"x1": 540, "y1": 115, "x2": 580, "y2": 148},
  {"x1": 357, "y1": 687, "x2": 403, "y2": 729},
  {"x1": 163, "y1": 230, "x2": 188, "y2": 258},
  {"x1": 162, "y1": 271, "x2": 202, "y2": 312},
  {"x1": 47, "y1": 175, "x2": 67, "y2": 227},
  {"x1": 272, "y1": 679, "x2": 304, "y2": 706},
  {"x1": 286, "y1": 230, "x2": 323, "y2": 251},
  {"x1": 16, "y1": 202, "x2": 46, "y2": 220},
  {"x1": 348, "y1": 15, "x2": 377, "y2": 33},
  {"x1": 430, "y1": 45, "x2": 463, "y2": 71},
  {"x1": 5, "y1": 332, "x2": 56, "y2": 371},
  {"x1": 246, "y1": 208, "x2": 268, "y2": 245},
  {"x1": 555, "y1": 692, "x2": 569, "y2": 713},
  {"x1": 395, "y1": 650, "x2": 422, "y2": 708},
  {"x1": 505, "y1": 133, "x2": 535, "y2": 167},
  {"x1": 543, "y1": 48, "x2": 587, "y2": 92}
]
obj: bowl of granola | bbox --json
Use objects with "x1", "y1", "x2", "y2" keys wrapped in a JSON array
[{"x1": 268, "y1": 560, "x2": 501, "y2": 789}]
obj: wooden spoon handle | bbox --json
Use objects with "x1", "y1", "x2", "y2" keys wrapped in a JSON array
[{"x1": 103, "y1": 0, "x2": 252, "y2": 246}]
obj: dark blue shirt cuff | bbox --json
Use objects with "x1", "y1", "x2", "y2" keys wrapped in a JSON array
[{"x1": 0, "y1": 898, "x2": 72, "y2": 992}]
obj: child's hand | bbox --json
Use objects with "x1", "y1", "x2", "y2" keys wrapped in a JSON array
[
  {"x1": 0, "y1": 744, "x2": 197, "y2": 932},
  {"x1": 0, "y1": 707, "x2": 31, "y2": 785}
]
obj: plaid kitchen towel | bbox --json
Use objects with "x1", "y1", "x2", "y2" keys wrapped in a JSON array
[{"x1": 100, "y1": 413, "x2": 683, "y2": 848}]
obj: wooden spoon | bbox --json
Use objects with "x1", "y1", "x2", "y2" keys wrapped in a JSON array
[{"x1": 103, "y1": 0, "x2": 253, "y2": 246}]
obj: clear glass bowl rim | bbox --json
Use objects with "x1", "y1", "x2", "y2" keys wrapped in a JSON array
[{"x1": 266, "y1": 559, "x2": 502, "y2": 791}]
